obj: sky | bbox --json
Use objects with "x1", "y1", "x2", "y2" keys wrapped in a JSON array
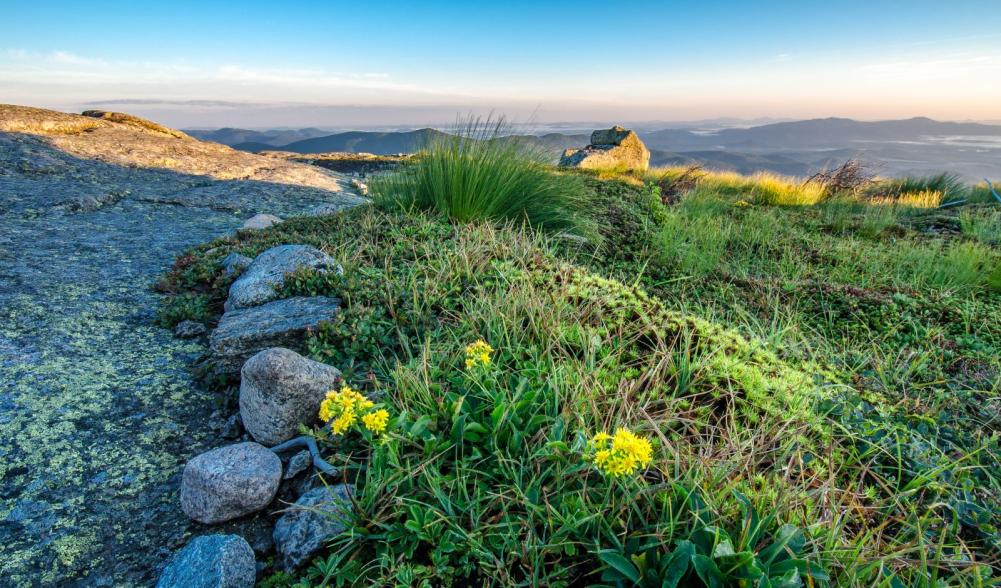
[{"x1": 2, "y1": 0, "x2": 1001, "y2": 128}]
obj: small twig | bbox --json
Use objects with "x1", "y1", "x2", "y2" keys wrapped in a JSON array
[
  {"x1": 270, "y1": 435, "x2": 338, "y2": 476},
  {"x1": 985, "y1": 178, "x2": 1001, "y2": 205},
  {"x1": 938, "y1": 199, "x2": 967, "y2": 209}
]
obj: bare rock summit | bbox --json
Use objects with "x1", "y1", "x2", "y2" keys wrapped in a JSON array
[{"x1": 558, "y1": 126, "x2": 650, "y2": 172}]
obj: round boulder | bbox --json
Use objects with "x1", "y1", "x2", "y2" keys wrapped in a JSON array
[
  {"x1": 156, "y1": 534, "x2": 255, "y2": 588},
  {"x1": 240, "y1": 347, "x2": 342, "y2": 446},
  {"x1": 180, "y1": 442, "x2": 282, "y2": 524}
]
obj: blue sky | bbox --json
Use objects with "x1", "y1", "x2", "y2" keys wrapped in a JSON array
[{"x1": 3, "y1": 1, "x2": 1000, "y2": 127}]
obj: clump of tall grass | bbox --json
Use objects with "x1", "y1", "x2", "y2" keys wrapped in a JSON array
[
  {"x1": 370, "y1": 116, "x2": 594, "y2": 236},
  {"x1": 649, "y1": 167, "x2": 828, "y2": 206},
  {"x1": 863, "y1": 172, "x2": 967, "y2": 203},
  {"x1": 969, "y1": 179, "x2": 1001, "y2": 204}
]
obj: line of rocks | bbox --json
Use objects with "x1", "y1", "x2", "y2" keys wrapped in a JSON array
[{"x1": 158, "y1": 242, "x2": 359, "y2": 588}]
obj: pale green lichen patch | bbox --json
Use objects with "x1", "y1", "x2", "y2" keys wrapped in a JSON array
[{"x1": 0, "y1": 131, "x2": 355, "y2": 585}]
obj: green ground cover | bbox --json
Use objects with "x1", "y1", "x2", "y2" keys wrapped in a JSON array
[{"x1": 160, "y1": 155, "x2": 1001, "y2": 587}]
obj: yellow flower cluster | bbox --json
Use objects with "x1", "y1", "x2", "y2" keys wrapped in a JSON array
[
  {"x1": 588, "y1": 428, "x2": 653, "y2": 478},
  {"x1": 464, "y1": 339, "x2": 494, "y2": 369},
  {"x1": 318, "y1": 385, "x2": 389, "y2": 435}
]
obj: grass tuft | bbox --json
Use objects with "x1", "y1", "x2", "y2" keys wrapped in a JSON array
[{"x1": 371, "y1": 116, "x2": 595, "y2": 237}]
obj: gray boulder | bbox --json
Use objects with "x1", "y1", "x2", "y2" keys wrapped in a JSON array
[
  {"x1": 225, "y1": 245, "x2": 341, "y2": 311},
  {"x1": 220, "y1": 252, "x2": 253, "y2": 278},
  {"x1": 558, "y1": 126, "x2": 650, "y2": 172},
  {"x1": 156, "y1": 534, "x2": 255, "y2": 588},
  {"x1": 180, "y1": 442, "x2": 282, "y2": 524},
  {"x1": 273, "y1": 484, "x2": 354, "y2": 571},
  {"x1": 241, "y1": 213, "x2": 282, "y2": 230},
  {"x1": 209, "y1": 296, "x2": 340, "y2": 375},
  {"x1": 240, "y1": 348, "x2": 342, "y2": 446}
]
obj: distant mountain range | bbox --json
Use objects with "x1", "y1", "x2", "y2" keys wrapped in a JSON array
[{"x1": 184, "y1": 117, "x2": 1001, "y2": 181}]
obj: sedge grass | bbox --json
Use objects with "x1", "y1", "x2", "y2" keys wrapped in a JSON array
[{"x1": 371, "y1": 116, "x2": 595, "y2": 237}]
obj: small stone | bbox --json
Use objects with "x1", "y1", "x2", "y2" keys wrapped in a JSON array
[
  {"x1": 349, "y1": 179, "x2": 369, "y2": 195},
  {"x1": 273, "y1": 484, "x2": 353, "y2": 571},
  {"x1": 180, "y1": 442, "x2": 282, "y2": 524},
  {"x1": 241, "y1": 213, "x2": 282, "y2": 230},
  {"x1": 174, "y1": 320, "x2": 207, "y2": 339},
  {"x1": 309, "y1": 203, "x2": 346, "y2": 216},
  {"x1": 156, "y1": 534, "x2": 255, "y2": 588},
  {"x1": 225, "y1": 245, "x2": 341, "y2": 311},
  {"x1": 240, "y1": 347, "x2": 342, "y2": 446},
  {"x1": 209, "y1": 296, "x2": 341, "y2": 376},
  {"x1": 221, "y1": 414, "x2": 243, "y2": 440},
  {"x1": 220, "y1": 252, "x2": 253, "y2": 278},
  {"x1": 283, "y1": 451, "x2": 312, "y2": 480}
]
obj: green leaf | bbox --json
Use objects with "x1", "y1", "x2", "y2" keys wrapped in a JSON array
[
  {"x1": 770, "y1": 568, "x2": 801, "y2": 588},
  {"x1": 462, "y1": 422, "x2": 488, "y2": 442},
  {"x1": 712, "y1": 539, "x2": 736, "y2": 558},
  {"x1": 661, "y1": 541, "x2": 693, "y2": 588},
  {"x1": 758, "y1": 525, "x2": 804, "y2": 566},
  {"x1": 692, "y1": 555, "x2": 724, "y2": 588},
  {"x1": 717, "y1": 552, "x2": 762, "y2": 580},
  {"x1": 599, "y1": 551, "x2": 641, "y2": 583}
]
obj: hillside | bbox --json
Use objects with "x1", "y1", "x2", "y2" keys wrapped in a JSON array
[
  {"x1": 157, "y1": 125, "x2": 1001, "y2": 586},
  {"x1": 198, "y1": 117, "x2": 1001, "y2": 181},
  {"x1": 185, "y1": 127, "x2": 333, "y2": 148},
  {"x1": 280, "y1": 128, "x2": 450, "y2": 154}
]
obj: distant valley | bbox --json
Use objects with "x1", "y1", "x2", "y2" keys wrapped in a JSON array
[{"x1": 186, "y1": 117, "x2": 1001, "y2": 181}]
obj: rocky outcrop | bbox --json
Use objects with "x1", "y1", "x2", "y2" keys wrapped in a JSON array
[
  {"x1": 156, "y1": 534, "x2": 256, "y2": 588},
  {"x1": 0, "y1": 104, "x2": 364, "y2": 586},
  {"x1": 0, "y1": 104, "x2": 349, "y2": 194},
  {"x1": 180, "y1": 442, "x2": 282, "y2": 524},
  {"x1": 82, "y1": 110, "x2": 191, "y2": 140},
  {"x1": 225, "y1": 245, "x2": 341, "y2": 311},
  {"x1": 273, "y1": 484, "x2": 354, "y2": 570},
  {"x1": 558, "y1": 126, "x2": 650, "y2": 172},
  {"x1": 239, "y1": 348, "x2": 342, "y2": 446},
  {"x1": 209, "y1": 296, "x2": 341, "y2": 375},
  {"x1": 241, "y1": 213, "x2": 282, "y2": 230}
]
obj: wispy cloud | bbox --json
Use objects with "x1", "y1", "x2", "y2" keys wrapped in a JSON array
[
  {"x1": 857, "y1": 53, "x2": 1001, "y2": 77},
  {"x1": 0, "y1": 49, "x2": 431, "y2": 97}
]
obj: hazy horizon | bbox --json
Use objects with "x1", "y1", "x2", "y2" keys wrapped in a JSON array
[{"x1": 4, "y1": 1, "x2": 1001, "y2": 128}]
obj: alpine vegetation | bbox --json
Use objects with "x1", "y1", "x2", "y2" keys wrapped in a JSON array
[{"x1": 370, "y1": 116, "x2": 594, "y2": 237}]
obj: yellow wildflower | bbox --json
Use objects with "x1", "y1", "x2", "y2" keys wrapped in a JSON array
[
  {"x1": 464, "y1": 339, "x2": 494, "y2": 369},
  {"x1": 317, "y1": 384, "x2": 391, "y2": 438},
  {"x1": 362, "y1": 409, "x2": 390, "y2": 434},
  {"x1": 587, "y1": 428, "x2": 653, "y2": 478},
  {"x1": 318, "y1": 398, "x2": 335, "y2": 422},
  {"x1": 331, "y1": 409, "x2": 356, "y2": 435}
]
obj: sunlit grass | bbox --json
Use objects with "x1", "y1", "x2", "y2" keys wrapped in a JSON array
[{"x1": 650, "y1": 166, "x2": 829, "y2": 205}]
